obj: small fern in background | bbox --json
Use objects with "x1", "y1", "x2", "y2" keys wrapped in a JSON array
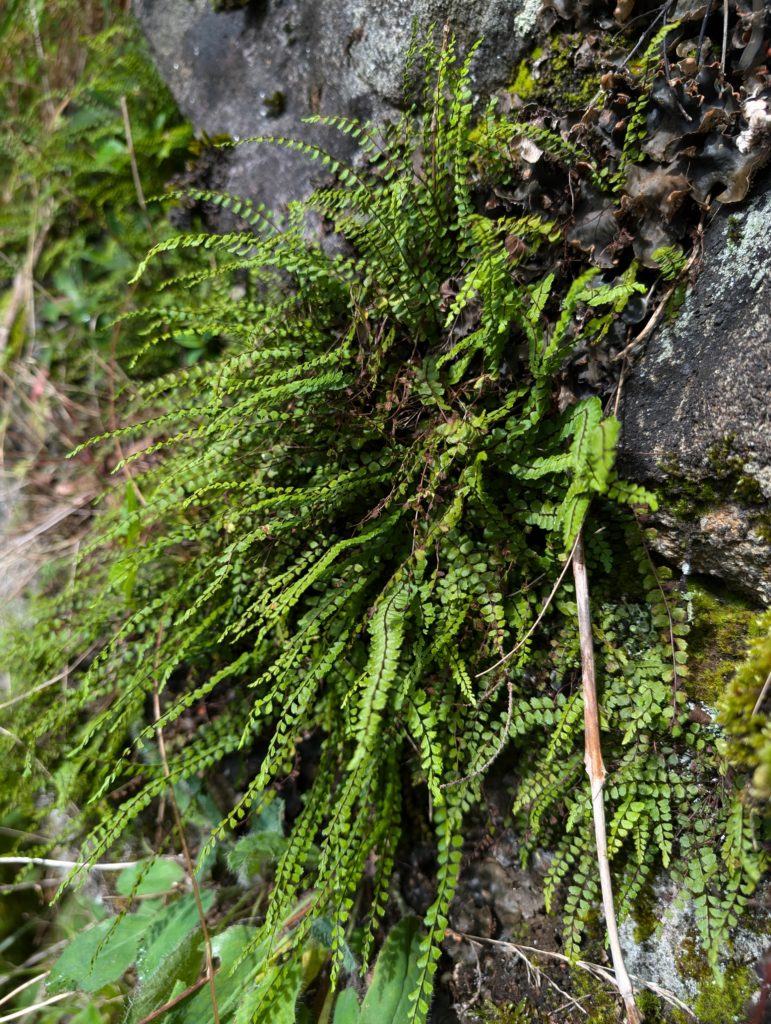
[{"x1": 1, "y1": 30, "x2": 766, "y2": 1024}]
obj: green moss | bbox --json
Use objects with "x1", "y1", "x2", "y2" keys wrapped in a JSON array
[
  {"x1": 726, "y1": 215, "x2": 743, "y2": 247},
  {"x1": 631, "y1": 886, "x2": 659, "y2": 944},
  {"x1": 686, "y1": 584, "x2": 756, "y2": 705},
  {"x1": 672, "y1": 932, "x2": 760, "y2": 1024},
  {"x1": 660, "y1": 439, "x2": 771, "y2": 549},
  {"x1": 510, "y1": 52, "x2": 541, "y2": 101},
  {"x1": 734, "y1": 474, "x2": 764, "y2": 505},
  {"x1": 508, "y1": 35, "x2": 602, "y2": 110},
  {"x1": 263, "y1": 90, "x2": 286, "y2": 117},
  {"x1": 570, "y1": 968, "x2": 619, "y2": 1023},
  {"x1": 473, "y1": 1000, "x2": 532, "y2": 1024},
  {"x1": 689, "y1": 959, "x2": 757, "y2": 1023},
  {"x1": 693, "y1": 967, "x2": 757, "y2": 1024},
  {"x1": 658, "y1": 454, "x2": 720, "y2": 522},
  {"x1": 718, "y1": 608, "x2": 771, "y2": 800},
  {"x1": 675, "y1": 932, "x2": 711, "y2": 981},
  {"x1": 636, "y1": 990, "x2": 676, "y2": 1023}
]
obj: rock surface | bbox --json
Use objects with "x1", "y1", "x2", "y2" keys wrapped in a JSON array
[
  {"x1": 133, "y1": 0, "x2": 542, "y2": 213},
  {"x1": 618, "y1": 167, "x2": 771, "y2": 605}
]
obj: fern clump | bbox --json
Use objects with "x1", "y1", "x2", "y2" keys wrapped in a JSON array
[{"x1": 1, "y1": 32, "x2": 766, "y2": 1022}]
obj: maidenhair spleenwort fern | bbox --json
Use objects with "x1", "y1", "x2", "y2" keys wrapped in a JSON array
[{"x1": 1, "y1": 33, "x2": 766, "y2": 1023}]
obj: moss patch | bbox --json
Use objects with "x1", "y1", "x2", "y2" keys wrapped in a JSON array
[
  {"x1": 508, "y1": 35, "x2": 603, "y2": 109},
  {"x1": 673, "y1": 934, "x2": 759, "y2": 1024},
  {"x1": 630, "y1": 886, "x2": 659, "y2": 945},
  {"x1": 686, "y1": 584, "x2": 756, "y2": 705},
  {"x1": 473, "y1": 1000, "x2": 533, "y2": 1023},
  {"x1": 692, "y1": 967, "x2": 758, "y2": 1024},
  {"x1": 717, "y1": 607, "x2": 771, "y2": 800},
  {"x1": 510, "y1": 51, "x2": 541, "y2": 101},
  {"x1": 661, "y1": 437, "x2": 768, "y2": 531},
  {"x1": 574, "y1": 973, "x2": 619, "y2": 1024}
]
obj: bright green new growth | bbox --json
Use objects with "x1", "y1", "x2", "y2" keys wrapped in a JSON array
[{"x1": 2, "y1": 33, "x2": 765, "y2": 1021}]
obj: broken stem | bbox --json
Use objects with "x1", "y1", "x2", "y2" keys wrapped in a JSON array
[{"x1": 573, "y1": 529, "x2": 642, "y2": 1024}]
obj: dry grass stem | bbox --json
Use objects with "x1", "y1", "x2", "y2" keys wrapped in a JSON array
[{"x1": 573, "y1": 530, "x2": 641, "y2": 1024}]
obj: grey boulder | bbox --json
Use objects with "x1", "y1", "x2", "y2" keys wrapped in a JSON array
[
  {"x1": 133, "y1": 0, "x2": 543, "y2": 211},
  {"x1": 618, "y1": 170, "x2": 771, "y2": 604}
]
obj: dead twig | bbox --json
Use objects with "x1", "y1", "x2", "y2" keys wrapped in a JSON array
[
  {"x1": 0, "y1": 493, "x2": 95, "y2": 563},
  {"x1": 120, "y1": 95, "x2": 155, "y2": 241},
  {"x1": 0, "y1": 992, "x2": 72, "y2": 1024},
  {"x1": 0, "y1": 974, "x2": 49, "y2": 1010},
  {"x1": 612, "y1": 236, "x2": 702, "y2": 367},
  {"x1": 0, "y1": 879, "x2": 59, "y2": 894},
  {"x1": 476, "y1": 531, "x2": 581, "y2": 679},
  {"x1": 610, "y1": 284, "x2": 675, "y2": 364},
  {"x1": 753, "y1": 671, "x2": 771, "y2": 717},
  {"x1": 499, "y1": 941, "x2": 588, "y2": 1015},
  {"x1": 134, "y1": 975, "x2": 212, "y2": 1024},
  {"x1": 0, "y1": 643, "x2": 99, "y2": 711},
  {"x1": 455, "y1": 932, "x2": 696, "y2": 1018},
  {"x1": 721, "y1": 0, "x2": 729, "y2": 71},
  {"x1": 573, "y1": 530, "x2": 641, "y2": 1024},
  {"x1": 0, "y1": 856, "x2": 174, "y2": 872}
]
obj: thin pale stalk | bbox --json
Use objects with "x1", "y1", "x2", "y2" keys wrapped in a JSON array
[
  {"x1": 0, "y1": 856, "x2": 155, "y2": 871},
  {"x1": 0, "y1": 992, "x2": 71, "y2": 1024},
  {"x1": 0, "y1": 974, "x2": 49, "y2": 1010},
  {"x1": 573, "y1": 530, "x2": 642, "y2": 1024}
]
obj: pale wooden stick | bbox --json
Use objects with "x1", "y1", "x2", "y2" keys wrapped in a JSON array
[
  {"x1": 752, "y1": 671, "x2": 771, "y2": 717},
  {"x1": 0, "y1": 992, "x2": 71, "y2": 1023},
  {"x1": 0, "y1": 856, "x2": 154, "y2": 872},
  {"x1": 573, "y1": 530, "x2": 642, "y2": 1024},
  {"x1": 0, "y1": 974, "x2": 49, "y2": 1010}
]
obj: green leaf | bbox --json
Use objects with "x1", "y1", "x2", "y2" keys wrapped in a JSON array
[
  {"x1": 49, "y1": 891, "x2": 213, "y2": 997},
  {"x1": 165, "y1": 925, "x2": 302, "y2": 1024},
  {"x1": 136, "y1": 890, "x2": 215, "y2": 982},
  {"x1": 586, "y1": 416, "x2": 620, "y2": 494},
  {"x1": 127, "y1": 929, "x2": 202, "y2": 1024},
  {"x1": 116, "y1": 857, "x2": 185, "y2": 897},
  {"x1": 228, "y1": 830, "x2": 289, "y2": 880},
  {"x1": 333, "y1": 989, "x2": 361, "y2": 1024},
  {"x1": 49, "y1": 903, "x2": 158, "y2": 994},
  {"x1": 359, "y1": 917, "x2": 422, "y2": 1024}
]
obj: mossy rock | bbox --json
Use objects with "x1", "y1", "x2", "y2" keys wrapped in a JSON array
[
  {"x1": 686, "y1": 583, "x2": 757, "y2": 706},
  {"x1": 508, "y1": 34, "x2": 605, "y2": 109},
  {"x1": 674, "y1": 934, "x2": 760, "y2": 1024},
  {"x1": 717, "y1": 607, "x2": 771, "y2": 800}
]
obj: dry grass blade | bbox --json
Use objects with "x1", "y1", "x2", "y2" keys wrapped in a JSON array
[
  {"x1": 573, "y1": 529, "x2": 641, "y2": 1024},
  {"x1": 455, "y1": 932, "x2": 697, "y2": 1018}
]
